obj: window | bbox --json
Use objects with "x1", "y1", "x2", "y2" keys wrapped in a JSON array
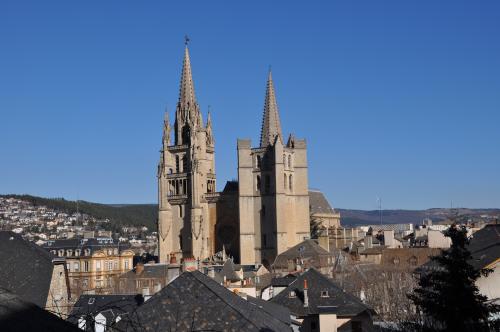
[
  {"x1": 256, "y1": 175, "x2": 261, "y2": 191},
  {"x1": 289, "y1": 175, "x2": 293, "y2": 191},
  {"x1": 284, "y1": 174, "x2": 287, "y2": 189},
  {"x1": 179, "y1": 205, "x2": 184, "y2": 218},
  {"x1": 58, "y1": 249, "x2": 64, "y2": 257},
  {"x1": 125, "y1": 260, "x2": 129, "y2": 270},
  {"x1": 96, "y1": 261, "x2": 101, "y2": 271},
  {"x1": 289, "y1": 291, "x2": 296, "y2": 298},
  {"x1": 175, "y1": 155, "x2": 180, "y2": 173},
  {"x1": 82, "y1": 279, "x2": 88, "y2": 288},
  {"x1": 114, "y1": 261, "x2": 118, "y2": 270},
  {"x1": 75, "y1": 249, "x2": 81, "y2": 256},
  {"x1": 283, "y1": 154, "x2": 286, "y2": 166},
  {"x1": 84, "y1": 261, "x2": 89, "y2": 272},
  {"x1": 288, "y1": 155, "x2": 292, "y2": 168},
  {"x1": 257, "y1": 155, "x2": 262, "y2": 169},
  {"x1": 182, "y1": 155, "x2": 188, "y2": 172},
  {"x1": 74, "y1": 262, "x2": 80, "y2": 271},
  {"x1": 67, "y1": 249, "x2": 73, "y2": 256},
  {"x1": 321, "y1": 290, "x2": 329, "y2": 298},
  {"x1": 66, "y1": 263, "x2": 71, "y2": 270},
  {"x1": 113, "y1": 248, "x2": 118, "y2": 255}
]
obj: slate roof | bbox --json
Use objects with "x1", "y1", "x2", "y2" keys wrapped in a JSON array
[
  {"x1": 119, "y1": 263, "x2": 168, "y2": 280},
  {"x1": 0, "y1": 231, "x2": 55, "y2": 308},
  {"x1": 117, "y1": 271, "x2": 291, "y2": 332},
  {"x1": 272, "y1": 239, "x2": 333, "y2": 269},
  {"x1": 309, "y1": 190, "x2": 336, "y2": 215},
  {"x1": 67, "y1": 294, "x2": 142, "y2": 330},
  {"x1": 43, "y1": 237, "x2": 131, "y2": 255},
  {"x1": 270, "y1": 268, "x2": 373, "y2": 318},
  {"x1": 468, "y1": 224, "x2": 500, "y2": 269},
  {"x1": 214, "y1": 259, "x2": 241, "y2": 283},
  {"x1": 246, "y1": 296, "x2": 291, "y2": 326},
  {"x1": 0, "y1": 288, "x2": 79, "y2": 332}
]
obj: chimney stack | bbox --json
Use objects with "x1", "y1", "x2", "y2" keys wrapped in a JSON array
[
  {"x1": 169, "y1": 253, "x2": 177, "y2": 264},
  {"x1": 303, "y1": 279, "x2": 309, "y2": 308},
  {"x1": 135, "y1": 262, "x2": 144, "y2": 275}
]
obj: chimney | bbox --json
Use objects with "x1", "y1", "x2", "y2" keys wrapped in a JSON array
[
  {"x1": 365, "y1": 235, "x2": 373, "y2": 249},
  {"x1": 135, "y1": 262, "x2": 144, "y2": 275},
  {"x1": 383, "y1": 230, "x2": 395, "y2": 248},
  {"x1": 169, "y1": 253, "x2": 177, "y2": 264},
  {"x1": 303, "y1": 279, "x2": 309, "y2": 308}
]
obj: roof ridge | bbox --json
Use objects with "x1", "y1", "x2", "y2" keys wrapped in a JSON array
[{"x1": 188, "y1": 271, "x2": 274, "y2": 330}]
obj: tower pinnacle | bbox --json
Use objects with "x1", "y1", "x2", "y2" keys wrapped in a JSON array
[
  {"x1": 178, "y1": 43, "x2": 197, "y2": 111},
  {"x1": 260, "y1": 70, "x2": 283, "y2": 147}
]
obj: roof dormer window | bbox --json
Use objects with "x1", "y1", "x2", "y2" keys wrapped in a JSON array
[{"x1": 321, "y1": 290, "x2": 329, "y2": 298}]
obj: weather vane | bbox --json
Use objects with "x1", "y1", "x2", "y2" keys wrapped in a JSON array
[{"x1": 184, "y1": 35, "x2": 190, "y2": 46}]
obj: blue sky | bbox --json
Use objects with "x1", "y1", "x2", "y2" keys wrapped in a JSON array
[{"x1": 1, "y1": 1, "x2": 499, "y2": 209}]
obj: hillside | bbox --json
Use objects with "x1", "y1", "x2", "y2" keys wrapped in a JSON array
[
  {"x1": 2, "y1": 194, "x2": 498, "y2": 230},
  {"x1": 339, "y1": 208, "x2": 500, "y2": 226},
  {"x1": 1, "y1": 195, "x2": 157, "y2": 231}
]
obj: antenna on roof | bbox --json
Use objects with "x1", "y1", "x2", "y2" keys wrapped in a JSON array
[{"x1": 377, "y1": 197, "x2": 382, "y2": 226}]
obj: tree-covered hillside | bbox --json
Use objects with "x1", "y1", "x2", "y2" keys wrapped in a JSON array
[{"x1": 1, "y1": 195, "x2": 158, "y2": 231}]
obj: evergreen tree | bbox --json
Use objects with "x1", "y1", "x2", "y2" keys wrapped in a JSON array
[{"x1": 406, "y1": 224, "x2": 499, "y2": 331}]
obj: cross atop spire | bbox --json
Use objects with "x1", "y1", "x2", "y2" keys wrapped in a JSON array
[
  {"x1": 178, "y1": 41, "x2": 197, "y2": 110},
  {"x1": 260, "y1": 70, "x2": 283, "y2": 147}
]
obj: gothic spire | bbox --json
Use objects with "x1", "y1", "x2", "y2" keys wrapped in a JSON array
[
  {"x1": 260, "y1": 70, "x2": 283, "y2": 147},
  {"x1": 178, "y1": 43, "x2": 197, "y2": 111},
  {"x1": 163, "y1": 111, "x2": 171, "y2": 146}
]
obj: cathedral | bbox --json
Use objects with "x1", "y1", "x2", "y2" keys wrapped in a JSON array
[{"x1": 158, "y1": 43, "x2": 312, "y2": 266}]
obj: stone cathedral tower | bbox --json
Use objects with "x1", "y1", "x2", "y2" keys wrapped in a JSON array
[
  {"x1": 237, "y1": 71, "x2": 310, "y2": 266},
  {"x1": 158, "y1": 44, "x2": 217, "y2": 263}
]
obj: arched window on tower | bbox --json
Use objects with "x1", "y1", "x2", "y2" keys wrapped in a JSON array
[
  {"x1": 256, "y1": 175, "x2": 261, "y2": 191},
  {"x1": 182, "y1": 155, "x2": 188, "y2": 172},
  {"x1": 288, "y1": 155, "x2": 292, "y2": 168},
  {"x1": 283, "y1": 154, "x2": 286, "y2": 167},
  {"x1": 284, "y1": 174, "x2": 287, "y2": 189},
  {"x1": 175, "y1": 156, "x2": 180, "y2": 173},
  {"x1": 289, "y1": 174, "x2": 293, "y2": 191},
  {"x1": 182, "y1": 124, "x2": 191, "y2": 145},
  {"x1": 257, "y1": 155, "x2": 262, "y2": 169}
]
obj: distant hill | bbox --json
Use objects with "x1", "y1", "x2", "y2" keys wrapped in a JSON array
[
  {"x1": 2, "y1": 194, "x2": 498, "y2": 231},
  {"x1": 339, "y1": 208, "x2": 500, "y2": 226},
  {"x1": 1, "y1": 195, "x2": 157, "y2": 231}
]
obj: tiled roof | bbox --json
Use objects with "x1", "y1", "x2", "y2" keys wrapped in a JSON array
[
  {"x1": 270, "y1": 268, "x2": 373, "y2": 317},
  {"x1": 309, "y1": 190, "x2": 336, "y2": 215},
  {"x1": 0, "y1": 231, "x2": 54, "y2": 308},
  {"x1": 0, "y1": 288, "x2": 79, "y2": 332},
  {"x1": 117, "y1": 271, "x2": 291, "y2": 331}
]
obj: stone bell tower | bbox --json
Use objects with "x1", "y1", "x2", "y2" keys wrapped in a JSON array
[
  {"x1": 158, "y1": 41, "x2": 216, "y2": 263},
  {"x1": 237, "y1": 71, "x2": 310, "y2": 266}
]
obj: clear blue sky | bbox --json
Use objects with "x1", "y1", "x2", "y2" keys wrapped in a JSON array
[{"x1": 1, "y1": 1, "x2": 499, "y2": 209}]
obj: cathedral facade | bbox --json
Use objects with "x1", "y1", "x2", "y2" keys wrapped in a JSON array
[{"x1": 158, "y1": 44, "x2": 310, "y2": 265}]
